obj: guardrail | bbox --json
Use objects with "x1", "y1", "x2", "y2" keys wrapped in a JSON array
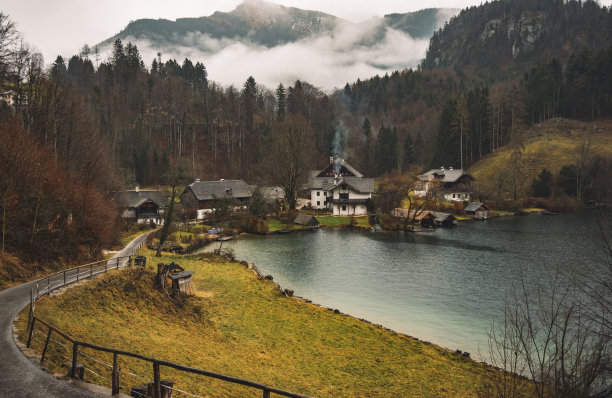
[{"x1": 24, "y1": 236, "x2": 311, "y2": 398}]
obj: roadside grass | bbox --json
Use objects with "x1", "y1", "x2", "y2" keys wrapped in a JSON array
[{"x1": 16, "y1": 248, "x2": 488, "y2": 397}]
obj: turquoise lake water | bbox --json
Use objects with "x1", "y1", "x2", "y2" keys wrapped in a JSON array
[{"x1": 212, "y1": 212, "x2": 600, "y2": 360}]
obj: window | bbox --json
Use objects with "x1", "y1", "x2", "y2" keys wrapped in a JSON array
[
  {"x1": 317, "y1": 201, "x2": 320, "y2": 206},
  {"x1": 317, "y1": 191, "x2": 320, "y2": 196},
  {"x1": 342, "y1": 205, "x2": 347, "y2": 211},
  {"x1": 452, "y1": 194, "x2": 456, "y2": 198},
  {"x1": 324, "y1": 191, "x2": 327, "y2": 196}
]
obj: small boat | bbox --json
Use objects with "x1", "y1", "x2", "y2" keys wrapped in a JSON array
[
  {"x1": 543, "y1": 211, "x2": 559, "y2": 215},
  {"x1": 276, "y1": 229, "x2": 290, "y2": 234}
]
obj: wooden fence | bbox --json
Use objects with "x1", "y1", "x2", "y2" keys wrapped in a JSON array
[{"x1": 25, "y1": 238, "x2": 310, "y2": 398}]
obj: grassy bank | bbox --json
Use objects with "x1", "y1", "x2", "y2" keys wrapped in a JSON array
[{"x1": 17, "y1": 248, "x2": 488, "y2": 397}]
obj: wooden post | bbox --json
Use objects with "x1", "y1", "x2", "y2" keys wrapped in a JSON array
[
  {"x1": 112, "y1": 352, "x2": 120, "y2": 395},
  {"x1": 26, "y1": 317, "x2": 36, "y2": 348},
  {"x1": 47, "y1": 277, "x2": 50, "y2": 295},
  {"x1": 40, "y1": 328, "x2": 52, "y2": 363},
  {"x1": 71, "y1": 342, "x2": 79, "y2": 378},
  {"x1": 28, "y1": 288, "x2": 34, "y2": 330},
  {"x1": 263, "y1": 390, "x2": 270, "y2": 398},
  {"x1": 153, "y1": 361, "x2": 162, "y2": 398},
  {"x1": 116, "y1": 257, "x2": 119, "y2": 269},
  {"x1": 63, "y1": 270, "x2": 66, "y2": 285},
  {"x1": 76, "y1": 266, "x2": 79, "y2": 282},
  {"x1": 90, "y1": 263, "x2": 93, "y2": 278}
]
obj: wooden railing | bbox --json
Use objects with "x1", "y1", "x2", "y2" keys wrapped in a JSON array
[{"x1": 25, "y1": 237, "x2": 310, "y2": 398}]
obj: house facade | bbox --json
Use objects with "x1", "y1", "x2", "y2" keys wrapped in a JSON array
[
  {"x1": 306, "y1": 158, "x2": 374, "y2": 216},
  {"x1": 415, "y1": 167, "x2": 475, "y2": 202},
  {"x1": 113, "y1": 188, "x2": 167, "y2": 224},
  {"x1": 181, "y1": 179, "x2": 252, "y2": 220}
]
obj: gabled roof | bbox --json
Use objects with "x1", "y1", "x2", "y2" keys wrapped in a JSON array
[
  {"x1": 430, "y1": 211, "x2": 456, "y2": 222},
  {"x1": 315, "y1": 158, "x2": 363, "y2": 178},
  {"x1": 294, "y1": 214, "x2": 319, "y2": 226},
  {"x1": 464, "y1": 202, "x2": 488, "y2": 212},
  {"x1": 259, "y1": 186, "x2": 285, "y2": 201},
  {"x1": 186, "y1": 180, "x2": 252, "y2": 201},
  {"x1": 113, "y1": 190, "x2": 167, "y2": 209},
  {"x1": 329, "y1": 177, "x2": 375, "y2": 194},
  {"x1": 417, "y1": 168, "x2": 474, "y2": 183},
  {"x1": 391, "y1": 208, "x2": 435, "y2": 220}
]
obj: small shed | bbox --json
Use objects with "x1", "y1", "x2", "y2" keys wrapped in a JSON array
[
  {"x1": 294, "y1": 214, "x2": 320, "y2": 228},
  {"x1": 465, "y1": 202, "x2": 489, "y2": 220},
  {"x1": 169, "y1": 270, "x2": 195, "y2": 296},
  {"x1": 431, "y1": 211, "x2": 456, "y2": 227}
]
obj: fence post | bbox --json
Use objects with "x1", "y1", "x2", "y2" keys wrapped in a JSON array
[
  {"x1": 90, "y1": 263, "x2": 93, "y2": 278},
  {"x1": 153, "y1": 361, "x2": 161, "y2": 398},
  {"x1": 116, "y1": 257, "x2": 119, "y2": 269},
  {"x1": 263, "y1": 390, "x2": 271, "y2": 398},
  {"x1": 26, "y1": 317, "x2": 36, "y2": 348},
  {"x1": 28, "y1": 288, "x2": 34, "y2": 330},
  {"x1": 40, "y1": 328, "x2": 52, "y2": 363},
  {"x1": 112, "y1": 352, "x2": 120, "y2": 395},
  {"x1": 63, "y1": 270, "x2": 66, "y2": 285},
  {"x1": 47, "y1": 277, "x2": 50, "y2": 295},
  {"x1": 71, "y1": 342, "x2": 79, "y2": 378},
  {"x1": 76, "y1": 266, "x2": 80, "y2": 282}
]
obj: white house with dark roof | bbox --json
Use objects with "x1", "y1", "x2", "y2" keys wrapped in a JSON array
[
  {"x1": 306, "y1": 157, "x2": 374, "y2": 216},
  {"x1": 415, "y1": 167, "x2": 475, "y2": 202},
  {"x1": 113, "y1": 188, "x2": 167, "y2": 224},
  {"x1": 181, "y1": 179, "x2": 252, "y2": 219}
]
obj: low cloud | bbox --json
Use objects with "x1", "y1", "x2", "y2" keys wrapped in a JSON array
[{"x1": 119, "y1": 18, "x2": 430, "y2": 91}]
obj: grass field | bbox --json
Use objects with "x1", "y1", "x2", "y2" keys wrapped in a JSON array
[
  {"x1": 468, "y1": 118, "x2": 612, "y2": 199},
  {"x1": 316, "y1": 215, "x2": 370, "y2": 228},
  {"x1": 17, "y1": 248, "x2": 488, "y2": 397}
]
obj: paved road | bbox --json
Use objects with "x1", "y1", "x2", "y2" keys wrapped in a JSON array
[{"x1": 0, "y1": 234, "x2": 148, "y2": 397}]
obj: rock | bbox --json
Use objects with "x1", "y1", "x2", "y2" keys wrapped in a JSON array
[
  {"x1": 284, "y1": 289, "x2": 294, "y2": 297},
  {"x1": 462, "y1": 352, "x2": 470, "y2": 358},
  {"x1": 333, "y1": 309, "x2": 341, "y2": 314},
  {"x1": 264, "y1": 275, "x2": 273, "y2": 281}
]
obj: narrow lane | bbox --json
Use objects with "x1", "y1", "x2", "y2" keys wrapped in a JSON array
[{"x1": 0, "y1": 234, "x2": 148, "y2": 397}]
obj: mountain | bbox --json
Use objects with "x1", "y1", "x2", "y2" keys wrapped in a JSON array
[
  {"x1": 100, "y1": 0, "x2": 341, "y2": 48},
  {"x1": 99, "y1": 1, "x2": 453, "y2": 51},
  {"x1": 422, "y1": 0, "x2": 612, "y2": 81}
]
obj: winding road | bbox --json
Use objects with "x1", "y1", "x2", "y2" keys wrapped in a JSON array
[{"x1": 0, "y1": 234, "x2": 148, "y2": 397}]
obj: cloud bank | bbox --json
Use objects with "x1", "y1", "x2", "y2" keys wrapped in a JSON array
[{"x1": 119, "y1": 18, "x2": 431, "y2": 91}]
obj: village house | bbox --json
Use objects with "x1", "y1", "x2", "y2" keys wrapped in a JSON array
[
  {"x1": 391, "y1": 208, "x2": 436, "y2": 228},
  {"x1": 414, "y1": 167, "x2": 475, "y2": 202},
  {"x1": 113, "y1": 188, "x2": 167, "y2": 225},
  {"x1": 181, "y1": 179, "x2": 252, "y2": 220},
  {"x1": 465, "y1": 202, "x2": 489, "y2": 220},
  {"x1": 306, "y1": 157, "x2": 374, "y2": 216}
]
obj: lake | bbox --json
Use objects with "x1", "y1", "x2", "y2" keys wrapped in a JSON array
[{"x1": 210, "y1": 211, "x2": 600, "y2": 360}]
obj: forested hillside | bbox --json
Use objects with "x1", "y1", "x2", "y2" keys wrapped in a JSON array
[
  {"x1": 422, "y1": 0, "x2": 612, "y2": 81},
  {"x1": 1, "y1": 0, "x2": 612, "y2": 273}
]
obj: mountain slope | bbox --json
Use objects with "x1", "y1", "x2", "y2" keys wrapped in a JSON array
[
  {"x1": 99, "y1": 1, "x2": 451, "y2": 51},
  {"x1": 422, "y1": 0, "x2": 612, "y2": 81}
]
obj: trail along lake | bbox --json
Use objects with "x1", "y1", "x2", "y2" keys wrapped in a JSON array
[{"x1": 211, "y1": 211, "x2": 601, "y2": 360}]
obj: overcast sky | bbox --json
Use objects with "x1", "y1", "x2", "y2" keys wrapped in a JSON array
[{"x1": 3, "y1": 0, "x2": 612, "y2": 89}]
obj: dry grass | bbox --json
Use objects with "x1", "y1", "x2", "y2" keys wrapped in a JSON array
[
  {"x1": 469, "y1": 118, "x2": 612, "y2": 199},
  {"x1": 17, "y1": 248, "x2": 489, "y2": 397}
]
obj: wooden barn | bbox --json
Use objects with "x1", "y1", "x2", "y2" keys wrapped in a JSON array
[
  {"x1": 465, "y1": 202, "x2": 489, "y2": 220},
  {"x1": 294, "y1": 214, "x2": 320, "y2": 228}
]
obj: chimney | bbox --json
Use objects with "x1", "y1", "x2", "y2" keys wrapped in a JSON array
[{"x1": 135, "y1": 185, "x2": 139, "y2": 192}]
